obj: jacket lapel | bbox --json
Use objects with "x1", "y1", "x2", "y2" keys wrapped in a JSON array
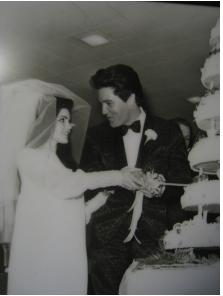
[{"x1": 136, "y1": 114, "x2": 154, "y2": 168}]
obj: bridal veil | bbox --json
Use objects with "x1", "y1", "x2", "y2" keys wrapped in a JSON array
[{"x1": 0, "y1": 79, "x2": 91, "y2": 243}]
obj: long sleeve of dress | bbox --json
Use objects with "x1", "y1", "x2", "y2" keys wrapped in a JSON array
[
  {"x1": 17, "y1": 148, "x2": 122, "y2": 200},
  {"x1": 85, "y1": 191, "x2": 112, "y2": 224}
]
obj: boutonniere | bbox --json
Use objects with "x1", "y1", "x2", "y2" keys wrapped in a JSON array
[{"x1": 144, "y1": 129, "x2": 157, "y2": 144}]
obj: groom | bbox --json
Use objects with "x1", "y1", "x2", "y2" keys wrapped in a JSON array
[{"x1": 80, "y1": 64, "x2": 191, "y2": 294}]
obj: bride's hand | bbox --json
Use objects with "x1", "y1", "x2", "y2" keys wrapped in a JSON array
[
  {"x1": 85, "y1": 190, "x2": 114, "y2": 224},
  {"x1": 120, "y1": 167, "x2": 146, "y2": 191}
]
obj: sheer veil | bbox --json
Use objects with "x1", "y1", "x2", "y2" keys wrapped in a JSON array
[{"x1": 0, "y1": 79, "x2": 91, "y2": 243}]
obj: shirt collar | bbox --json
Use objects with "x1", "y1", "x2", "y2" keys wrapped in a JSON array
[{"x1": 137, "y1": 107, "x2": 146, "y2": 133}]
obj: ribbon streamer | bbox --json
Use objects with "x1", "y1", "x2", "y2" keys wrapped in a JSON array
[{"x1": 124, "y1": 191, "x2": 144, "y2": 244}]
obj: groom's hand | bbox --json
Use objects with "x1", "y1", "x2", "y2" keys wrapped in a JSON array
[
  {"x1": 140, "y1": 171, "x2": 166, "y2": 198},
  {"x1": 120, "y1": 168, "x2": 146, "y2": 191}
]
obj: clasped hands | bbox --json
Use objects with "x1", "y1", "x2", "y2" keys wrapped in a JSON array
[{"x1": 120, "y1": 167, "x2": 166, "y2": 198}]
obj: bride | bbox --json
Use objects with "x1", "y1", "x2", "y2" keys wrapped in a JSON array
[{"x1": 0, "y1": 80, "x2": 144, "y2": 295}]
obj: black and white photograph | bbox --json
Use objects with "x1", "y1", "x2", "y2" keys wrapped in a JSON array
[{"x1": 0, "y1": 1, "x2": 220, "y2": 295}]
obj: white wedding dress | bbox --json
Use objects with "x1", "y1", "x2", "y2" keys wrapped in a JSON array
[{"x1": 7, "y1": 148, "x2": 120, "y2": 295}]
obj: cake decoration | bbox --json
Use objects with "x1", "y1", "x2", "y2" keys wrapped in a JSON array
[
  {"x1": 163, "y1": 16, "x2": 220, "y2": 257},
  {"x1": 201, "y1": 52, "x2": 220, "y2": 90},
  {"x1": 188, "y1": 134, "x2": 220, "y2": 174},
  {"x1": 194, "y1": 90, "x2": 220, "y2": 132},
  {"x1": 180, "y1": 179, "x2": 220, "y2": 212},
  {"x1": 210, "y1": 18, "x2": 220, "y2": 50}
]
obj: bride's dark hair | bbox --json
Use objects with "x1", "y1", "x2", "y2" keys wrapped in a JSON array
[
  {"x1": 56, "y1": 97, "x2": 73, "y2": 116},
  {"x1": 55, "y1": 97, "x2": 78, "y2": 172}
]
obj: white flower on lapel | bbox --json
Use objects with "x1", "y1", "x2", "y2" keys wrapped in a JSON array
[{"x1": 144, "y1": 129, "x2": 157, "y2": 144}]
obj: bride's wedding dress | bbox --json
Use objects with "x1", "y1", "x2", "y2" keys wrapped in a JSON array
[{"x1": 8, "y1": 148, "x2": 120, "y2": 295}]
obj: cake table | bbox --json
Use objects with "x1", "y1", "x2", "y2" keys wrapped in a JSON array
[{"x1": 119, "y1": 259, "x2": 220, "y2": 295}]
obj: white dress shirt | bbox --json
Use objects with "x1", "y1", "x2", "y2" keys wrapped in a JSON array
[{"x1": 123, "y1": 107, "x2": 146, "y2": 168}]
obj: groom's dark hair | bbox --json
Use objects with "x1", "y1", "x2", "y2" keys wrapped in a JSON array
[{"x1": 90, "y1": 64, "x2": 144, "y2": 107}]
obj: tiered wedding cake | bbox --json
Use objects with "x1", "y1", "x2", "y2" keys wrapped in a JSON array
[
  {"x1": 119, "y1": 18, "x2": 220, "y2": 295},
  {"x1": 163, "y1": 18, "x2": 220, "y2": 250}
]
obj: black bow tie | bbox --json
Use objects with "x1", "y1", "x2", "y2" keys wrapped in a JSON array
[{"x1": 121, "y1": 120, "x2": 141, "y2": 136}]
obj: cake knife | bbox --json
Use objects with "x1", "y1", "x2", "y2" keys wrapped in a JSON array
[{"x1": 159, "y1": 182, "x2": 188, "y2": 187}]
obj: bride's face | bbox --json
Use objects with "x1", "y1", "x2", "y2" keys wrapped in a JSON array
[{"x1": 52, "y1": 108, "x2": 73, "y2": 144}]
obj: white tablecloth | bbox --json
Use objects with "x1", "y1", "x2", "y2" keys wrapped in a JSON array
[{"x1": 119, "y1": 260, "x2": 220, "y2": 295}]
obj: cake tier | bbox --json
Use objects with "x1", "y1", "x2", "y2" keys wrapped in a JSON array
[
  {"x1": 201, "y1": 52, "x2": 220, "y2": 89},
  {"x1": 188, "y1": 136, "x2": 220, "y2": 174},
  {"x1": 163, "y1": 217, "x2": 220, "y2": 249},
  {"x1": 210, "y1": 18, "x2": 220, "y2": 48},
  {"x1": 194, "y1": 91, "x2": 220, "y2": 132},
  {"x1": 119, "y1": 259, "x2": 220, "y2": 295},
  {"x1": 181, "y1": 180, "x2": 220, "y2": 212}
]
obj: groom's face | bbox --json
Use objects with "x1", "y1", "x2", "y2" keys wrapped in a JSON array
[{"x1": 98, "y1": 87, "x2": 132, "y2": 128}]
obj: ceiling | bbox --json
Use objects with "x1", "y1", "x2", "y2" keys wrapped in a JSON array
[{"x1": 0, "y1": 1, "x2": 220, "y2": 137}]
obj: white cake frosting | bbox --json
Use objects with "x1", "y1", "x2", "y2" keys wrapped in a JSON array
[
  {"x1": 163, "y1": 214, "x2": 220, "y2": 249},
  {"x1": 210, "y1": 18, "x2": 220, "y2": 49},
  {"x1": 201, "y1": 52, "x2": 220, "y2": 89},
  {"x1": 181, "y1": 179, "x2": 220, "y2": 212},
  {"x1": 194, "y1": 91, "x2": 220, "y2": 132},
  {"x1": 188, "y1": 135, "x2": 220, "y2": 174}
]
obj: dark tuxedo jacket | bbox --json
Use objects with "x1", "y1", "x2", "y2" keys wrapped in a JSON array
[{"x1": 80, "y1": 114, "x2": 191, "y2": 248}]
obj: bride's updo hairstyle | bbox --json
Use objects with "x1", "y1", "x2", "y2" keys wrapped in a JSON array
[
  {"x1": 55, "y1": 97, "x2": 78, "y2": 171},
  {"x1": 56, "y1": 96, "x2": 73, "y2": 116}
]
